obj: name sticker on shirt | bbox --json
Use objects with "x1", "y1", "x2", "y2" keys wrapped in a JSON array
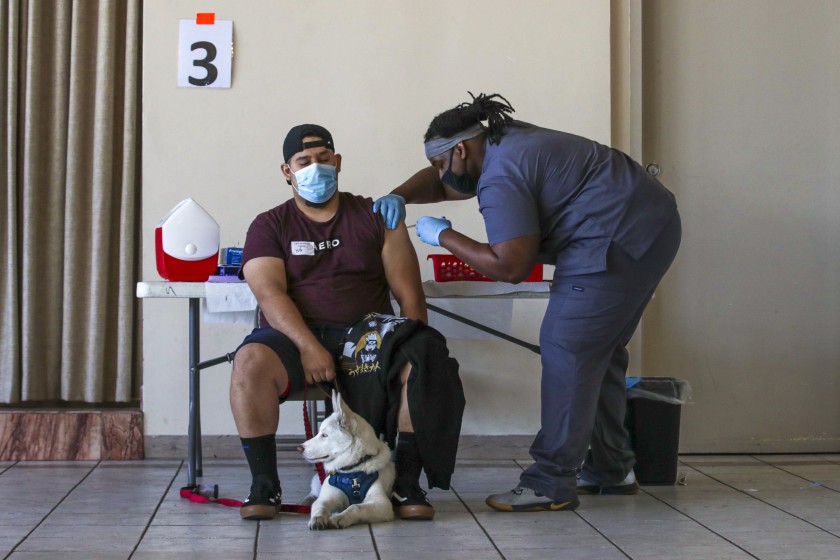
[
  {"x1": 291, "y1": 241, "x2": 316, "y2": 256},
  {"x1": 291, "y1": 238, "x2": 342, "y2": 256}
]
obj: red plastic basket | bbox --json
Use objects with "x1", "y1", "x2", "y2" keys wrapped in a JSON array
[{"x1": 427, "y1": 254, "x2": 543, "y2": 282}]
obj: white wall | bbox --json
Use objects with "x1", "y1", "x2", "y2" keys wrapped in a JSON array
[
  {"x1": 141, "y1": 0, "x2": 611, "y2": 436},
  {"x1": 639, "y1": 1, "x2": 840, "y2": 452}
]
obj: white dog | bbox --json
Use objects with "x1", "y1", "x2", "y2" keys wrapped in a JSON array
[{"x1": 298, "y1": 391, "x2": 395, "y2": 530}]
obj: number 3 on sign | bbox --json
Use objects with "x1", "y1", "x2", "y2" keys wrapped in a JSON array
[{"x1": 178, "y1": 19, "x2": 233, "y2": 88}]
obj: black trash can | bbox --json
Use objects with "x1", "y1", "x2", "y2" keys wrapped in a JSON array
[{"x1": 624, "y1": 377, "x2": 691, "y2": 486}]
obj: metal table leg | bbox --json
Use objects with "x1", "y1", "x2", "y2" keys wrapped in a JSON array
[{"x1": 187, "y1": 297, "x2": 202, "y2": 486}]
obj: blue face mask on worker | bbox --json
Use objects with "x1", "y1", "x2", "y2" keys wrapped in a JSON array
[
  {"x1": 441, "y1": 149, "x2": 477, "y2": 194},
  {"x1": 293, "y1": 163, "x2": 337, "y2": 203}
]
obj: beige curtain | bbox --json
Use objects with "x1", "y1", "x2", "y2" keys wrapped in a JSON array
[{"x1": 0, "y1": 0, "x2": 141, "y2": 404}]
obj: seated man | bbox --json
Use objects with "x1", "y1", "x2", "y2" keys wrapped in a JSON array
[{"x1": 230, "y1": 124, "x2": 462, "y2": 521}]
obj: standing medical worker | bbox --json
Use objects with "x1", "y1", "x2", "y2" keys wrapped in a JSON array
[{"x1": 373, "y1": 93, "x2": 681, "y2": 512}]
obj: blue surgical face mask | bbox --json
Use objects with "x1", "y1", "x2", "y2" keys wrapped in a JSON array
[{"x1": 293, "y1": 163, "x2": 337, "y2": 203}]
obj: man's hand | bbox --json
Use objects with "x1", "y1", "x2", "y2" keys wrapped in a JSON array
[
  {"x1": 416, "y1": 216, "x2": 452, "y2": 246},
  {"x1": 300, "y1": 343, "x2": 336, "y2": 385},
  {"x1": 372, "y1": 194, "x2": 406, "y2": 230}
]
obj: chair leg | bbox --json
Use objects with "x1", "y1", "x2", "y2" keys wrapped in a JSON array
[{"x1": 306, "y1": 400, "x2": 319, "y2": 433}]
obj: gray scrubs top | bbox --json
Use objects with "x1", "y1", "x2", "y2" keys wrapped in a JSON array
[{"x1": 478, "y1": 121, "x2": 677, "y2": 276}]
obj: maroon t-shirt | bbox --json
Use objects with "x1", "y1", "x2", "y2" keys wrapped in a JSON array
[{"x1": 241, "y1": 192, "x2": 394, "y2": 327}]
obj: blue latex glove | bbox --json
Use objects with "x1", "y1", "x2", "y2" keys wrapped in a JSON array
[
  {"x1": 372, "y1": 194, "x2": 406, "y2": 230},
  {"x1": 416, "y1": 216, "x2": 452, "y2": 246}
]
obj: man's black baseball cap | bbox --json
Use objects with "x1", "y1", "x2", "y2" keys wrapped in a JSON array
[{"x1": 283, "y1": 124, "x2": 335, "y2": 162}]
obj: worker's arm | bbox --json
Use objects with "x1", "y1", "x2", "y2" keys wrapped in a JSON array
[
  {"x1": 439, "y1": 230, "x2": 540, "y2": 284},
  {"x1": 381, "y1": 222, "x2": 428, "y2": 323},
  {"x1": 393, "y1": 166, "x2": 473, "y2": 203},
  {"x1": 241, "y1": 256, "x2": 335, "y2": 384},
  {"x1": 375, "y1": 166, "x2": 474, "y2": 230}
]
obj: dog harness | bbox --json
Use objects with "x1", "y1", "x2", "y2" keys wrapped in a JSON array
[
  {"x1": 327, "y1": 454, "x2": 380, "y2": 505},
  {"x1": 328, "y1": 470, "x2": 380, "y2": 505}
]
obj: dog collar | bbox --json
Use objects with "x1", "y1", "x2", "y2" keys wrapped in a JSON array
[
  {"x1": 328, "y1": 470, "x2": 380, "y2": 505},
  {"x1": 334, "y1": 454, "x2": 375, "y2": 473}
]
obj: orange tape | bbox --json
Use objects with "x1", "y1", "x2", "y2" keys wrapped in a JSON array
[{"x1": 196, "y1": 12, "x2": 215, "y2": 25}]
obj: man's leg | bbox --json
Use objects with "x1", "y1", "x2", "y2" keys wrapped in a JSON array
[
  {"x1": 579, "y1": 283, "x2": 660, "y2": 495},
  {"x1": 391, "y1": 362, "x2": 435, "y2": 520},
  {"x1": 397, "y1": 362, "x2": 413, "y2": 433},
  {"x1": 578, "y1": 343, "x2": 638, "y2": 494},
  {"x1": 230, "y1": 344, "x2": 285, "y2": 437},
  {"x1": 495, "y1": 320, "x2": 613, "y2": 510},
  {"x1": 230, "y1": 342, "x2": 289, "y2": 520}
]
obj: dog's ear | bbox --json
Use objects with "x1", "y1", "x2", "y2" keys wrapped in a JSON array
[
  {"x1": 334, "y1": 392, "x2": 356, "y2": 430},
  {"x1": 332, "y1": 390, "x2": 346, "y2": 423},
  {"x1": 337, "y1": 393, "x2": 352, "y2": 419}
]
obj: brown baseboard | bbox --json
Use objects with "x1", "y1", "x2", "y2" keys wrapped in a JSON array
[{"x1": 0, "y1": 409, "x2": 144, "y2": 460}]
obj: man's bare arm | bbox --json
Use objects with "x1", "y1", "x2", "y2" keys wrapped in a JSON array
[{"x1": 381, "y1": 222, "x2": 428, "y2": 323}]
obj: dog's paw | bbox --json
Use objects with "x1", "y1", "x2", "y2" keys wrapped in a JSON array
[
  {"x1": 308, "y1": 514, "x2": 332, "y2": 530},
  {"x1": 331, "y1": 511, "x2": 358, "y2": 529}
]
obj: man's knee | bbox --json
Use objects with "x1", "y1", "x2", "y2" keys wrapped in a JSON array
[{"x1": 231, "y1": 343, "x2": 287, "y2": 392}]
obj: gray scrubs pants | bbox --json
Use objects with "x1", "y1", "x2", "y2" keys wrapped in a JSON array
[{"x1": 520, "y1": 212, "x2": 682, "y2": 501}]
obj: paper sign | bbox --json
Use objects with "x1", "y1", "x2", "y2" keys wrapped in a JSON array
[{"x1": 178, "y1": 18, "x2": 233, "y2": 88}]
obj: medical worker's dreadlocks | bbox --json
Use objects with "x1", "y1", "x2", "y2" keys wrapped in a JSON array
[{"x1": 424, "y1": 92, "x2": 515, "y2": 145}]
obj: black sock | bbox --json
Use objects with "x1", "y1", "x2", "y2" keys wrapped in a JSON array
[
  {"x1": 395, "y1": 432, "x2": 423, "y2": 488},
  {"x1": 241, "y1": 434, "x2": 279, "y2": 486}
]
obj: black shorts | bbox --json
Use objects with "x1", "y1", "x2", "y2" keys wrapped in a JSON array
[{"x1": 236, "y1": 325, "x2": 346, "y2": 403}]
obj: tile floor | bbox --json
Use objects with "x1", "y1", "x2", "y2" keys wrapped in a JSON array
[{"x1": 2, "y1": 453, "x2": 840, "y2": 559}]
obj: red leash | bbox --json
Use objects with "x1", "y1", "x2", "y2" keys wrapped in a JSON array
[
  {"x1": 180, "y1": 485, "x2": 244, "y2": 508},
  {"x1": 179, "y1": 486, "x2": 313, "y2": 513},
  {"x1": 180, "y1": 392, "x2": 328, "y2": 514}
]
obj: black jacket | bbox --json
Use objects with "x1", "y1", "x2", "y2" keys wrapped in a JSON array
[{"x1": 338, "y1": 318, "x2": 464, "y2": 490}]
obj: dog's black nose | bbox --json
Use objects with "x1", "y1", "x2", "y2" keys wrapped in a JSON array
[{"x1": 296, "y1": 445, "x2": 304, "y2": 453}]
